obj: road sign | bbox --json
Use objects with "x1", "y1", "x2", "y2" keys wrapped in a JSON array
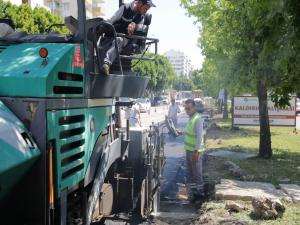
[{"x1": 233, "y1": 96, "x2": 296, "y2": 126}]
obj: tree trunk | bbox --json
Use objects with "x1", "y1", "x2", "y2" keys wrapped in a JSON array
[
  {"x1": 257, "y1": 80, "x2": 272, "y2": 158},
  {"x1": 217, "y1": 99, "x2": 222, "y2": 113},
  {"x1": 223, "y1": 89, "x2": 228, "y2": 119}
]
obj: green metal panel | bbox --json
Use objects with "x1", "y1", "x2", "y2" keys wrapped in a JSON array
[
  {"x1": 0, "y1": 43, "x2": 85, "y2": 98},
  {"x1": 47, "y1": 106, "x2": 112, "y2": 197},
  {"x1": 0, "y1": 101, "x2": 40, "y2": 200}
]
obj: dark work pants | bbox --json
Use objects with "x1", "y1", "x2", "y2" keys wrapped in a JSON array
[
  {"x1": 185, "y1": 151, "x2": 204, "y2": 196},
  {"x1": 104, "y1": 37, "x2": 129, "y2": 65},
  {"x1": 169, "y1": 117, "x2": 178, "y2": 128}
]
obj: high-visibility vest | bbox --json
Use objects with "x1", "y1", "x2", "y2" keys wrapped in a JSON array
[{"x1": 184, "y1": 112, "x2": 205, "y2": 152}]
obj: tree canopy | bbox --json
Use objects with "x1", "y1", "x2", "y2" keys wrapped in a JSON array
[
  {"x1": 181, "y1": 0, "x2": 300, "y2": 158},
  {"x1": 0, "y1": 0, "x2": 67, "y2": 33},
  {"x1": 132, "y1": 53, "x2": 176, "y2": 95},
  {"x1": 172, "y1": 75, "x2": 195, "y2": 92},
  {"x1": 181, "y1": 0, "x2": 300, "y2": 106}
]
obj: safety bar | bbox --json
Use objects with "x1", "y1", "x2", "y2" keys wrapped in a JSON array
[
  {"x1": 116, "y1": 33, "x2": 159, "y2": 54},
  {"x1": 46, "y1": 23, "x2": 65, "y2": 33},
  {"x1": 119, "y1": 55, "x2": 155, "y2": 61}
]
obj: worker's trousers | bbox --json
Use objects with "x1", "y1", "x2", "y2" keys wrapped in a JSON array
[
  {"x1": 185, "y1": 151, "x2": 204, "y2": 196},
  {"x1": 169, "y1": 117, "x2": 178, "y2": 128},
  {"x1": 104, "y1": 37, "x2": 129, "y2": 65}
]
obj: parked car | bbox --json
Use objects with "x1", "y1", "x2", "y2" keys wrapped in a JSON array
[
  {"x1": 175, "y1": 99, "x2": 181, "y2": 105},
  {"x1": 297, "y1": 98, "x2": 300, "y2": 114},
  {"x1": 136, "y1": 98, "x2": 151, "y2": 113},
  {"x1": 201, "y1": 113, "x2": 210, "y2": 128},
  {"x1": 161, "y1": 96, "x2": 169, "y2": 105},
  {"x1": 152, "y1": 96, "x2": 162, "y2": 106},
  {"x1": 194, "y1": 98, "x2": 205, "y2": 113}
]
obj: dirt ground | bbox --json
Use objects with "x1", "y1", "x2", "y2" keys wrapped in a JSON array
[
  {"x1": 152, "y1": 122, "x2": 238, "y2": 225},
  {"x1": 191, "y1": 122, "x2": 300, "y2": 225}
]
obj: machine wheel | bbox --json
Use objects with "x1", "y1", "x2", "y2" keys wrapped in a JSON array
[{"x1": 92, "y1": 183, "x2": 114, "y2": 222}]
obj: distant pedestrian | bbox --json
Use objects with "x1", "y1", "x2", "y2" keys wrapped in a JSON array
[
  {"x1": 178, "y1": 99, "x2": 205, "y2": 201},
  {"x1": 167, "y1": 99, "x2": 181, "y2": 128},
  {"x1": 129, "y1": 102, "x2": 141, "y2": 127}
]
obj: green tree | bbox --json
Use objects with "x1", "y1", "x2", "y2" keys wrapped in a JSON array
[
  {"x1": 181, "y1": 0, "x2": 300, "y2": 158},
  {"x1": 190, "y1": 69, "x2": 202, "y2": 89},
  {"x1": 132, "y1": 53, "x2": 176, "y2": 95},
  {"x1": 0, "y1": 0, "x2": 66, "y2": 33},
  {"x1": 172, "y1": 76, "x2": 194, "y2": 91},
  {"x1": 191, "y1": 62, "x2": 221, "y2": 98}
]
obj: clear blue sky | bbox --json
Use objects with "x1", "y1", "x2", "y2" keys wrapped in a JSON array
[{"x1": 101, "y1": 0, "x2": 204, "y2": 69}]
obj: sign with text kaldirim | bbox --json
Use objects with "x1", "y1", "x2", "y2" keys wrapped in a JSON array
[{"x1": 233, "y1": 96, "x2": 296, "y2": 126}]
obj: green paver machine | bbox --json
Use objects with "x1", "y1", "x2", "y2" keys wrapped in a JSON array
[{"x1": 0, "y1": 1, "x2": 163, "y2": 224}]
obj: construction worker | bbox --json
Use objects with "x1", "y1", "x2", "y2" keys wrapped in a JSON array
[
  {"x1": 102, "y1": 0, "x2": 156, "y2": 75},
  {"x1": 178, "y1": 99, "x2": 205, "y2": 201}
]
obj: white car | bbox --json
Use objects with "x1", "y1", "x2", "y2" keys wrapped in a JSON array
[
  {"x1": 194, "y1": 98, "x2": 205, "y2": 113},
  {"x1": 175, "y1": 99, "x2": 181, "y2": 105},
  {"x1": 161, "y1": 96, "x2": 169, "y2": 105},
  {"x1": 136, "y1": 98, "x2": 151, "y2": 113},
  {"x1": 297, "y1": 98, "x2": 300, "y2": 114}
]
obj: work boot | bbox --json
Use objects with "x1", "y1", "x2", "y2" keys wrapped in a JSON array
[
  {"x1": 101, "y1": 63, "x2": 110, "y2": 76},
  {"x1": 189, "y1": 191, "x2": 205, "y2": 204}
]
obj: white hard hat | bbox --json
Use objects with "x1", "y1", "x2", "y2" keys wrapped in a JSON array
[{"x1": 0, "y1": 23, "x2": 13, "y2": 38}]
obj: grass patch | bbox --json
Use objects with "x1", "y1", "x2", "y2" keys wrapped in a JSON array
[
  {"x1": 202, "y1": 119, "x2": 300, "y2": 225},
  {"x1": 197, "y1": 201, "x2": 300, "y2": 225},
  {"x1": 206, "y1": 119, "x2": 300, "y2": 186}
]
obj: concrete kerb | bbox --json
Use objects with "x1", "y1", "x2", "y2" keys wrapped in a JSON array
[
  {"x1": 279, "y1": 184, "x2": 300, "y2": 203},
  {"x1": 215, "y1": 179, "x2": 291, "y2": 202}
]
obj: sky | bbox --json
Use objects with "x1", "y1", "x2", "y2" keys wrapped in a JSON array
[{"x1": 101, "y1": 0, "x2": 204, "y2": 69}]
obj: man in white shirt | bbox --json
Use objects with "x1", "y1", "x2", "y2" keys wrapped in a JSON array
[
  {"x1": 128, "y1": 103, "x2": 141, "y2": 127},
  {"x1": 167, "y1": 99, "x2": 181, "y2": 127}
]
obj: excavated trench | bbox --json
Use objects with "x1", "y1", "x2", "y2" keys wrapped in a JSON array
[
  {"x1": 155, "y1": 156, "x2": 200, "y2": 225},
  {"x1": 100, "y1": 116, "x2": 209, "y2": 225}
]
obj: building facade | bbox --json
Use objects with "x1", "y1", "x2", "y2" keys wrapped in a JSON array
[
  {"x1": 164, "y1": 50, "x2": 193, "y2": 77},
  {"x1": 5, "y1": 0, "x2": 45, "y2": 8},
  {"x1": 6, "y1": 0, "x2": 104, "y2": 19},
  {"x1": 44, "y1": 0, "x2": 104, "y2": 18}
]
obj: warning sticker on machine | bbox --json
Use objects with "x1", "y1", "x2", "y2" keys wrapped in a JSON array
[{"x1": 72, "y1": 44, "x2": 84, "y2": 68}]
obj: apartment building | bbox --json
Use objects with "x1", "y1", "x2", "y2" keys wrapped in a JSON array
[
  {"x1": 6, "y1": 0, "x2": 45, "y2": 8},
  {"x1": 44, "y1": 0, "x2": 104, "y2": 18},
  {"x1": 164, "y1": 50, "x2": 193, "y2": 77},
  {"x1": 6, "y1": 0, "x2": 104, "y2": 19}
]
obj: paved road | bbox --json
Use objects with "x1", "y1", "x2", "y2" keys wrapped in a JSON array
[
  {"x1": 160, "y1": 113, "x2": 188, "y2": 201},
  {"x1": 100, "y1": 111, "x2": 193, "y2": 225},
  {"x1": 120, "y1": 105, "x2": 179, "y2": 127}
]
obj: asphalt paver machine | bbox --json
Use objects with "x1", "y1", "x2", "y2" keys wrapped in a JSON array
[{"x1": 0, "y1": 1, "x2": 163, "y2": 224}]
